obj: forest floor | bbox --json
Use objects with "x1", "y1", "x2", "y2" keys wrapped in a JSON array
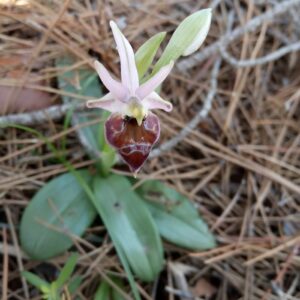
[{"x1": 1, "y1": 0, "x2": 300, "y2": 299}]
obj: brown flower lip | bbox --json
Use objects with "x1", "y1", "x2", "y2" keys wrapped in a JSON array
[{"x1": 105, "y1": 113, "x2": 160, "y2": 173}]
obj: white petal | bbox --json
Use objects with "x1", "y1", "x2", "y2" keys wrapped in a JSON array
[
  {"x1": 94, "y1": 61, "x2": 128, "y2": 102},
  {"x1": 86, "y1": 93, "x2": 126, "y2": 113},
  {"x1": 136, "y1": 61, "x2": 174, "y2": 100},
  {"x1": 182, "y1": 8, "x2": 212, "y2": 56},
  {"x1": 110, "y1": 21, "x2": 139, "y2": 94},
  {"x1": 143, "y1": 92, "x2": 173, "y2": 112}
]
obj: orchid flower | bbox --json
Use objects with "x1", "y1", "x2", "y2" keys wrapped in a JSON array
[{"x1": 87, "y1": 21, "x2": 174, "y2": 173}]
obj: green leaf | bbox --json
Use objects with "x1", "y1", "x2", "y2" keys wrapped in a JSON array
[
  {"x1": 94, "y1": 278, "x2": 126, "y2": 300},
  {"x1": 93, "y1": 175, "x2": 164, "y2": 281},
  {"x1": 112, "y1": 288, "x2": 126, "y2": 300},
  {"x1": 94, "y1": 280, "x2": 110, "y2": 300},
  {"x1": 152, "y1": 8, "x2": 212, "y2": 75},
  {"x1": 116, "y1": 246, "x2": 141, "y2": 300},
  {"x1": 67, "y1": 276, "x2": 82, "y2": 295},
  {"x1": 135, "y1": 32, "x2": 166, "y2": 79},
  {"x1": 22, "y1": 271, "x2": 50, "y2": 291},
  {"x1": 55, "y1": 253, "x2": 78, "y2": 288},
  {"x1": 56, "y1": 56, "x2": 103, "y2": 159},
  {"x1": 20, "y1": 170, "x2": 97, "y2": 260},
  {"x1": 137, "y1": 181, "x2": 216, "y2": 250}
]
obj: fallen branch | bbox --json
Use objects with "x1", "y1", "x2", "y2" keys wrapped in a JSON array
[
  {"x1": 0, "y1": 102, "x2": 85, "y2": 127},
  {"x1": 220, "y1": 40, "x2": 300, "y2": 68}
]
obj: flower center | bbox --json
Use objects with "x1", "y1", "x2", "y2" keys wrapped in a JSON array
[{"x1": 127, "y1": 97, "x2": 147, "y2": 126}]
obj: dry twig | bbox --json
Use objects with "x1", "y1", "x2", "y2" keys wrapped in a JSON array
[
  {"x1": 0, "y1": 102, "x2": 85, "y2": 126},
  {"x1": 220, "y1": 41, "x2": 300, "y2": 68}
]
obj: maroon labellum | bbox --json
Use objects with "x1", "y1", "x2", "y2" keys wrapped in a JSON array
[{"x1": 105, "y1": 112, "x2": 160, "y2": 173}]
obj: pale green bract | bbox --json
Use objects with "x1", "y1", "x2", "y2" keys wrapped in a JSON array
[
  {"x1": 135, "y1": 31, "x2": 166, "y2": 79},
  {"x1": 182, "y1": 9, "x2": 212, "y2": 56},
  {"x1": 152, "y1": 8, "x2": 212, "y2": 75}
]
